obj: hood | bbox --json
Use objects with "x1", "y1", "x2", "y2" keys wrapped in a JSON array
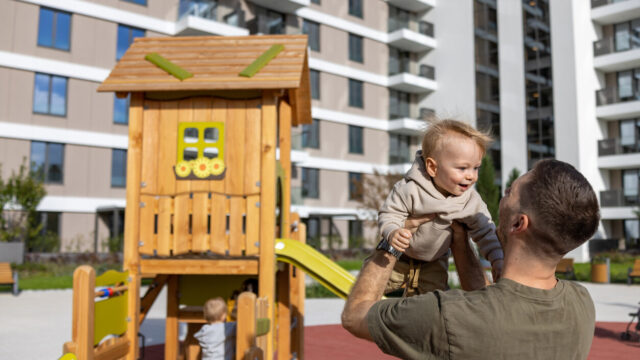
[{"x1": 405, "y1": 150, "x2": 444, "y2": 198}]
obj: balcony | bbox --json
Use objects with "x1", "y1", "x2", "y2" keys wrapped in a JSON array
[
  {"x1": 388, "y1": 65, "x2": 436, "y2": 93},
  {"x1": 385, "y1": 0, "x2": 435, "y2": 12},
  {"x1": 600, "y1": 189, "x2": 640, "y2": 207},
  {"x1": 592, "y1": 0, "x2": 640, "y2": 25},
  {"x1": 387, "y1": 20, "x2": 436, "y2": 52},
  {"x1": 247, "y1": 0, "x2": 310, "y2": 14},
  {"x1": 593, "y1": 37, "x2": 640, "y2": 72},
  {"x1": 596, "y1": 88, "x2": 640, "y2": 119},
  {"x1": 388, "y1": 117, "x2": 426, "y2": 135},
  {"x1": 176, "y1": 1, "x2": 249, "y2": 36}
]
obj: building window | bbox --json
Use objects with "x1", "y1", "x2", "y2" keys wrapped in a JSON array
[
  {"x1": 266, "y1": 10, "x2": 285, "y2": 34},
  {"x1": 31, "y1": 141, "x2": 64, "y2": 184},
  {"x1": 348, "y1": 220, "x2": 363, "y2": 248},
  {"x1": 117, "y1": 24, "x2": 145, "y2": 61},
  {"x1": 305, "y1": 217, "x2": 321, "y2": 248},
  {"x1": 623, "y1": 169, "x2": 639, "y2": 205},
  {"x1": 33, "y1": 73, "x2": 67, "y2": 116},
  {"x1": 348, "y1": 172, "x2": 362, "y2": 200},
  {"x1": 122, "y1": 0, "x2": 147, "y2": 5},
  {"x1": 389, "y1": 134, "x2": 411, "y2": 164},
  {"x1": 302, "y1": 119, "x2": 320, "y2": 149},
  {"x1": 112, "y1": 149, "x2": 127, "y2": 188},
  {"x1": 348, "y1": 33, "x2": 363, "y2": 63},
  {"x1": 349, "y1": 0, "x2": 363, "y2": 18},
  {"x1": 113, "y1": 94, "x2": 130, "y2": 124},
  {"x1": 311, "y1": 0, "x2": 320, "y2": 4},
  {"x1": 389, "y1": 90, "x2": 410, "y2": 119},
  {"x1": 348, "y1": 79, "x2": 363, "y2": 108},
  {"x1": 349, "y1": 125, "x2": 363, "y2": 154},
  {"x1": 615, "y1": 19, "x2": 640, "y2": 52},
  {"x1": 39, "y1": 212, "x2": 61, "y2": 237},
  {"x1": 389, "y1": 47, "x2": 410, "y2": 75},
  {"x1": 617, "y1": 69, "x2": 640, "y2": 101},
  {"x1": 310, "y1": 70, "x2": 320, "y2": 100},
  {"x1": 37, "y1": 7, "x2": 71, "y2": 51},
  {"x1": 303, "y1": 20, "x2": 320, "y2": 52},
  {"x1": 301, "y1": 168, "x2": 319, "y2": 198}
]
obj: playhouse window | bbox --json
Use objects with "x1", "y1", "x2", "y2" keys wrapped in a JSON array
[
  {"x1": 184, "y1": 128, "x2": 199, "y2": 143},
  {"x1": 204, "y1": 128, "x2": 219, "y2": 143},
  {"x1": 184, "y1": 147, "x2": 198, "y2": 161},
  {"x1": 177, "y1": 122, "x2": 225, "y2": 162},
  {"x1": 203, "y1": 148, "x2": 219, "y2": 159}
]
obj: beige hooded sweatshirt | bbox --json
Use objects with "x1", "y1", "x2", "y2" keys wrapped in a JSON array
[{"x1": 378, "y1": 151, "x2": 504, "y2": 263}]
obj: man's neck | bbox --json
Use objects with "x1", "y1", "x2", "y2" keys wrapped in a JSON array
[{"x1": 502, "y1": 247, "x2": 558, "y2": 290}]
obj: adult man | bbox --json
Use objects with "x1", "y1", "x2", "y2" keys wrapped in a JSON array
[{"x1": 342, "y1": 159, "x2": 599, "y2": 359}]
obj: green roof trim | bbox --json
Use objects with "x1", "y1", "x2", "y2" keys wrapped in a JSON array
[
  {"x1": 239, "y1": 44, "x2": 284, "y2": 78},
  {"x1": 145, "y1": 53, "x2": 193, "y2": 81}
]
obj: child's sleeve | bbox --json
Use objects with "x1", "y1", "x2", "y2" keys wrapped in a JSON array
[
  {"x1": 462, "y1": 193, "x2": 504, "y2": 263},
  {"x1": 378, "y1": 181, "x2": 411, "y2": 242}
]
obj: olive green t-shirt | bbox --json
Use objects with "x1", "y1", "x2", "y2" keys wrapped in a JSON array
[{"x1": 367, "y1": 278, "x2": 595, "y2": 359}]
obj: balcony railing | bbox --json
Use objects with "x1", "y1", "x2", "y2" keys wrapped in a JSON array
[
  {"x1": 178, "y1": 0, "x2": 245, "y2": 26},
  {"x1": 388, "y1": 18, "x2": 434, "y2": 37},
  {"x1": 600, "y1": 189, "x2": 640, "y2": 207},
  {"x1": 291, "y1": 186, "x2": 303, "y2": 205},
  {"x1": 419, "y1": 64, "x2": 435, "y2": 80},
  {"x1": 598, "y1": 138, "x2": 640, "y2": 156},
  {"x1": 596, "y1": 87, "x2": 640, "y2": 106},
  {"x1": 592, "y1": 0, "x2": 630, "y2": 8},
  {"x1": 593, "y1": 38, "x2": 613, "y2": 56}
]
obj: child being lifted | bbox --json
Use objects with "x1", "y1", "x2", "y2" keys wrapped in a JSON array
[{"x1": 377, "y1": 118, "x2": 504, "y2": 296}]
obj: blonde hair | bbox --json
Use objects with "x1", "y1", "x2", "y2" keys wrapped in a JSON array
[
  {"x1": 421, "y1": 118, "x2": 493, "y2": 159},
  {"x1": 204, "y1": 297, "x2": 227, "y2": 323}
]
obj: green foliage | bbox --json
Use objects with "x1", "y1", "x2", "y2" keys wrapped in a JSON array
[
  {"x1": 107, "y1": 234, "x2": 124, "y2": 254},
  {"x1": 348, "y1": 236, "x2": 365, "y2": 249},
  {"x1": 28, "y1": 231, "x2": 60, "y2": 252},
  {"x1": 505, "y1": 168, "x2": 521, "y2": 190},
  {"x1": 476, "y1": 156, "x2": 500, "y2": 224},
  {"x1": 305, "y1": 284, "x2": 338, "y2": 298},
  {"x1": 0, "y1": 159, "x2": 47, "y2": 249}
]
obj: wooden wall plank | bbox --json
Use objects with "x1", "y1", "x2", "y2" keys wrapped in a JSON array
[
  {"x1": 245, "y1": 195, "x2": 260, "y2": 256},
  {"x1": 278, "y1": 100, "x2": 292, "y2": 240},
  {"x1": 229, "y1": 196, "x2": 245, "y2": 256},
  {"x1": 210, "y1": 99, "x2": 227, "y2": 194},
  {"x1": 140, "y1": 101, "x2": 159, "y2": 195},
  {"x1": 236, "y1": 292, "x2": 256, "y2": 360},
  {"x1": 123, "y1": 92, "x2": 143, "y2": 360},
  {"x1": 157, "y1": 197, "x2": 173, "y2": 256},
  {"x1": 165, "y1": 276, "x2": 179, "y2": 360},
  {"x1": 191, "y1": 193, "x2": 209, "y2": 253},
  {"x1": 225, "y1": 101, "x2": 246, "y2": 196},
  {"x1": 276, "y1": 266, "x2": 291, "y2": 360},
  {"x1": 210, "y1": 194, "x2": 227, "y2": 255},
  {"x1": 258, "y1": 92, "x2": 277, "y2": 358},
  {"x1": 157, "y1": 101, "x2": 178, "y2": 196},
  {"x1": 139, "y1": 196, "x2": 157, "y2": 255},
  {"x1": 256, "y1": 297, "x2": 269, "y2": 355},
  {"x1": 244, "y1": 100, "x2": 261, "y2": 195},
  {"x1": 176, "y1": 98, "x2": 194, "y2": 198},
  {"x1": 173, "y1": 194, "x2": 191, "y2": 255}
]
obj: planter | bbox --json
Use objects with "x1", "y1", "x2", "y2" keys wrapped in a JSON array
[
  {"x1": 591, "y1": 263, "x2": 608, "y2": 283},
  {"x1": 0, "y1": 242, "x2": 24, "y2": 264}
]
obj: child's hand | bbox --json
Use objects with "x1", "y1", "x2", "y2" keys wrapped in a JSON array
[
  {"x1": 491, "y1": 259, "x2": 504, "y2": 282},
  {"x1": 389, "y1": 228, "x2": 412, "y2": 253}
]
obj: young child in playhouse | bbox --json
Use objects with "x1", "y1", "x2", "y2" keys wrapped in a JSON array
[
  {"x1": 194, "y1": 297, "x2": 237, "y2": 360},
  {"x1": 377, "y1": 118, "x2": 504, "y2": 296}
]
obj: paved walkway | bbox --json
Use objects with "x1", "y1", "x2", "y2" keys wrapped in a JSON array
[{"x1": 0, "y1": 282, "x2": 638, "y2": 359}]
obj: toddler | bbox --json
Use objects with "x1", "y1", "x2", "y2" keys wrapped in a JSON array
[
  {"x1": 377, "y1": 118, "x2": 504, "y2": 296},
  {"x1": 194, "y1": 297, "x2": 236, "y2": 360}
]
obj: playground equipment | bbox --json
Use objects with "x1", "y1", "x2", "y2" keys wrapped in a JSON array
[{"x1": 63, "y1": 34, "x2": 356, "y2": 359}]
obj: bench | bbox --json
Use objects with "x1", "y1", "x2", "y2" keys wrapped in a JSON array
[
  {"x1": 628, "y1": 259, "x2": 640, "y2": 285},
  {"x1": 0, "y1": 262, "x2": 18, "y2": 295},
  {"x1": 555, "y1": 258, "x2": 575, "y2": 280}
]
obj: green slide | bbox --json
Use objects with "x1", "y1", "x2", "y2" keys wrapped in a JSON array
[{"x1": 275, "y1": 238, "x2": 356, "y2": 299}]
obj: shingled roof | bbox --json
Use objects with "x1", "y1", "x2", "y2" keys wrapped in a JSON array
[{"x1": 97, "y1": 34, "x2": 311, "y2": 124}]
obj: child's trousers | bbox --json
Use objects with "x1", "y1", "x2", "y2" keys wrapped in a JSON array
[{"x1": 384, "y1": 253, "x2": 449, "y2": 297}]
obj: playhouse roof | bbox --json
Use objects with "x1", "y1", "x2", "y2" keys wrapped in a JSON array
[{"x1": 97, "y1": 34, "x2": 311, "y2": 124}]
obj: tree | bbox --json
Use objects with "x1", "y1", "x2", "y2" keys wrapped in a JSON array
[
  {"x1": 353, "y1": 169, "x2": 403, "y2": 215},
  {"x1": 476, "y1": 156, "x2": 500, "y2": 225},
  {"x1": 505, "y1": 168, "x2": 521, "y2": 190},
  {"x1": 0, "y1": 159, "x2": 47, "y2": 250}
]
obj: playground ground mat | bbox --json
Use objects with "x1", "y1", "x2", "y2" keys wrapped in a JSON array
[{"x1": 143, "y1": 321, "x2": 640, "y2": 359}]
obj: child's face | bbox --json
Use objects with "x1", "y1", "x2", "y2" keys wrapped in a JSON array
[{"x1": 426, "y1": 135, "x2": 483, "y2": 197}]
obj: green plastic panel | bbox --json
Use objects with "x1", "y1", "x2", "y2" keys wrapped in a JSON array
[
  {"x1": 94, "y1": 269, "x2": 129, "y2": 346},
  {"x1": 239, "y1": 44, "x2": 284, "y2": 78},
  {"x1": 145, "y1": 53, "x2": 193, "y2": 80},
  {"x1": 177, "y1": 122, "x2": 225, "y2": 162},
  {"x1": 256, "y1": 318, "x2": 270, "y2": 336}
]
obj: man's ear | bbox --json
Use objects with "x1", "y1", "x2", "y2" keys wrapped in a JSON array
[
  {"x1": 512, "y1": 214, "x2": 529, "y2": 234},
  {"x1": 425, "y1": 157, "x2": 438, "y2": 177}
]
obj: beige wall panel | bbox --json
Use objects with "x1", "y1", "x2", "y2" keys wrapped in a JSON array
[
  {"x1": 60, "y1": 212, "x2": 95, "y2": 252},
  {"x1": 316, "y1": 0, "x2": 387, "y2": 32},
  {"x1": 0, "y1": 0, "x2": 16, "y2": 51},
  {"x1": 303, "y1": 121, "x2": 388, "y2": 164},
  {"x1": 610, "y1": 169, "x2": 621, "y2": 189},
  {"x1": 55, "y1": 144, "x2": 89, "y2": 196},
  {"x1": 0, "y1": 67, "x2": 10, "y2": 121},
  {"x1": 7, "y1": 70, "x2": 33, "y2": 126},
  {"x1": 314, "y1": 26, "x2": 387, "y2": 75},
  {"x1": 316, "y1": 73, "x2": 388, "y2": 120},
  {"x1": 0, "y1": 139, "x2": 30, "y2": 179}
]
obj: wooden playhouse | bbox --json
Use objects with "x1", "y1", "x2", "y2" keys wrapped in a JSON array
[{"x1": 92, "y1": 34, "x2": 311, "y2": 360}]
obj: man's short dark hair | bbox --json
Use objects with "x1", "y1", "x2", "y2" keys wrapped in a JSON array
[{"x1": 519, "y1": 159, "x2": 600, "y2": 257}]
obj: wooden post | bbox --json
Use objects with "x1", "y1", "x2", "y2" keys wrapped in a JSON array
[
  {"x1": 124, "y1": 92, "x2": 144, "y2": 360},
  {"x1": 74, "y1": 266, "x2": 95, "y2": 360},
  {"x1": 291, "y1": 218, "x2": 306, "y2": 359},
  {"x1": 259, "y1": 92, "x2": 277, "y2": 359},
  {"x1": 165, "y1": 275, "x2": 179, "y2": 360},
  {"x1": 276, "y1": 267, "x2": 291, "y2": 360},
  {"x1": 236, "y1": 292, "x2": 257, "y2": 360}
]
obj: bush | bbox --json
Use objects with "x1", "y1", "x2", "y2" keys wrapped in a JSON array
[{"x1": 27, "y1": 231, "x2": 60, "y2": 253}]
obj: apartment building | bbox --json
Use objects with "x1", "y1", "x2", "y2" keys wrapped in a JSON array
[{"x1": 3, "y1": 0, "x2": 627, "y2": 260}]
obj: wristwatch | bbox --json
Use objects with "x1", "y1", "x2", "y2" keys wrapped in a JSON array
[{"x1": 376, "y1": 238, "x2": 403, "y2": 259}]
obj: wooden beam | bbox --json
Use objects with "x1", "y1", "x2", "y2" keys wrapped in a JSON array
[
  {"x1": 290, "y1": 214, "x2": 306, "y2": 359},
  {"x1": 165, "y1": 275, "x2": 179, "y2": 360},
  {"x1": 276, "y1": 267, "x2": 291, "y2": 360},
  {"x1": 236, "y1": 292, "x2": 257, "y2": 360},
  {"x1": 74, "y1": 266, "x2": 95, "y2": 360},
  {"x1": 140, "y1": 259, "x2": 259, "y2": 275},
  {"x1": 278, "y1": 99, "x2": 292, "y2": 241},
  {"x1": 259, "y1": 92, "x2": 278, "y2": 359},
  {"x1": 124, "y1": 92, "x2": 144, "y2": 360},
  {"x1": 139, "y1": 275, "x2": 169, "y2": 324}
]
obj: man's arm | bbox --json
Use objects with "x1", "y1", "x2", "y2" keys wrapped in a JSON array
[
  {"x1": 450, "y1": 221, "x2": 490, "y2": 290},
  {"x1": 341, "y1": 250, "x2": 397, "y2": 340}
]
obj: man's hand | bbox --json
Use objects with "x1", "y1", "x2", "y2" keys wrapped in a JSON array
[
  {"x1": 404, "y1": 214, "x2": 436, "y2": 234},
  {"x1": 389, "y1": 228, "x2": 412, "y2": 253},
  {"x1": 491, "y1": 259, "x2": 504, "y2": 282}
]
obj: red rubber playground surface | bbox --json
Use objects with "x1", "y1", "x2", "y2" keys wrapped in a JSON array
[{"x1": 144, "y1": 322, "x2": 640, "y2": 359}]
